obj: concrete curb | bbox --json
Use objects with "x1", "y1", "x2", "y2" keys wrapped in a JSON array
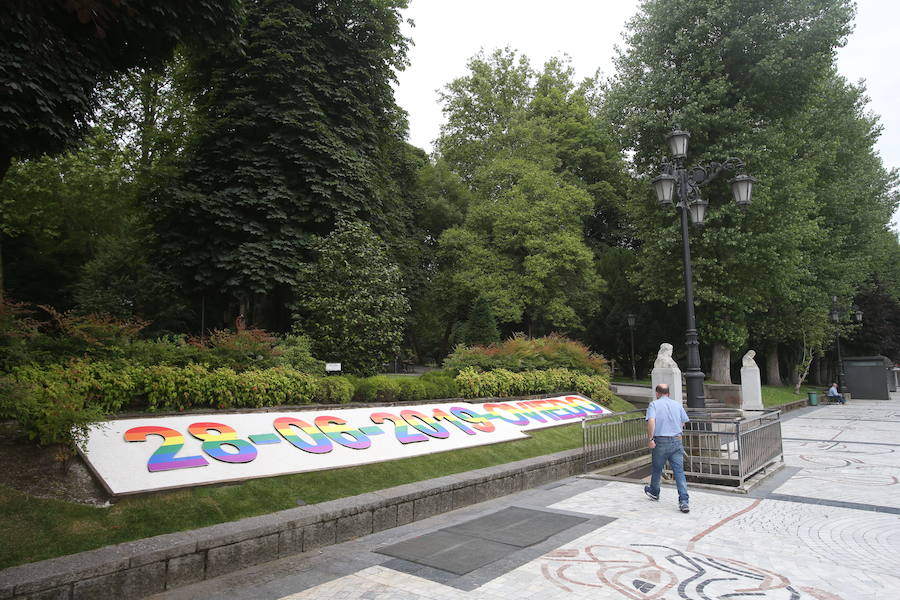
[{"x1": 0, "y1": 449, "x2": 584, "y2": 600}]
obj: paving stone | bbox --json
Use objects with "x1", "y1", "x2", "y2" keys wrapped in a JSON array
[
  {"x1": 278, "y1": 527, "x2": 304, "y2": 558},
  {"x1": 372, "y1": 505, "x2": 398, "y2": 533},
  {"x1": 72, "y1": 562, "x2": 165, "y2": 600},
  {"x1": 412, "y1": 494, "x2": 440, "y2": 521},
  {"x1": 17, "y1": 587, "x2": 70, "y2": 600},
  {"x1": 8, "y1": 546, "x2": 130, "y2": 595},
  {"x1": 451, "y1": 484, "x2": 476, "y2": 510},
  {"x1": 396, "y1": 501, "x2": 414, "y2": 526},
  {"x1": 194, "y1": 514, "x2": 283, "y2": 551},
  {"x1": 123, "y1": 532, "x2": 198, "y2": 568},
  {"x1": 205, "y1": 534, "x2": 279, "y2": 580},
  {"x1": 165, "y1": 553, "x2": 205, "y2": 590},
  {"x1": 302, "y1": 520, "x2": 336, "y2": 552},
  {"x1": 336, "y1": 511, "x2": 373, "y2": 543}
]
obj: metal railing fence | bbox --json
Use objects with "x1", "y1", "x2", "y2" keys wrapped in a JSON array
[
  {"x1": 582, "y1": 410, "x2": 649, "y2": 472},
  {"x1": 583, "y1": 408, "x2": 783, "y2": 486}
]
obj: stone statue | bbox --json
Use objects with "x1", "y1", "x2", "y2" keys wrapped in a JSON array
[
  {"x1": 651, "y1": 342, "x2": 682, "y2": 405},
  {"x1": 742, "y1": 350, "x2": 757, "y2": 368},
  {"x1": 740, "y1": 349, "x2": 763, "y2": 410},
  {"x1": 654, "y1": 343, "x2": 678, "y2": 369}
]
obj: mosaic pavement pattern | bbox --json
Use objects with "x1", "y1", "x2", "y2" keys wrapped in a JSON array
[{"x1": 150, "y1": 398, "x2": 900, "y2": 600}]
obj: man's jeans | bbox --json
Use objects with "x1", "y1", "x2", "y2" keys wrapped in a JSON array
[{"x1": 648, "y1": 436, "x2": 689, "y2": 505}]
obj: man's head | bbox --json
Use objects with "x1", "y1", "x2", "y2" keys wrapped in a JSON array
[
  {"x1": 655, "y1": 383, "x2": 670, "y2": 398},
  {"x1": 831, "y1": 382, "x2": 838, "y2": 387}
]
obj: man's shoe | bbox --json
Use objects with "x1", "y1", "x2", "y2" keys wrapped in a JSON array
[
  {"x1": 679, "y1": 503, "x2": 690, "y2": 513},
  {"x1": 644, "y1": 486, "x2": 659, "y2": 501}
]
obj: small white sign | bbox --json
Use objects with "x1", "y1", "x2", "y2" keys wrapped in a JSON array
[
  {"x1": 80, "y1": 395, "x2": 609, "y2": 495},
  {"x1": 325, "y1": 362, "x2": 341, "y2": 372}
]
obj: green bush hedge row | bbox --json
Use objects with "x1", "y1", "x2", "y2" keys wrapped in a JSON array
[
  {"x1": 443, "y1": 333, "x2": 609, "y2": 375},
  {"x1": 454, "y1": 367, "x2": 613, "y2": 405},
  {"x1": 2, "y1": 361, "x2": 612, "y2": 451}
]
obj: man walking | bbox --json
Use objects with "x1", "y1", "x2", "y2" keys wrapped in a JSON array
[{"x1": 644, "y1": 383, "x2": 690, "y2": 513}]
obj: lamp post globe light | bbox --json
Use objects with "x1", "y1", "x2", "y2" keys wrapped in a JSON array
[
  {"x1": 651, "y1": 128, "x2": 757, "y2": 409},
  {"x1": 626, "y1": 313, "x2": 637, "y2": 382},
  {"x1": 830, "y1": 296, "x2": 863, "y2": 394}
]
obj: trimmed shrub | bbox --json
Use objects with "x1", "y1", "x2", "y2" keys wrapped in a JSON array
[
  {"x1": 443, "y1": 333, "x2": 609, "y2": 375},
  {"x1": 353, "y1": 375, "x2": 402, "y2": 403},
  {"x1": 397, "y1": 378, "x2": 428, "y2": 402},
  {"x1": 419, "y1": 371, "x2": 459, "y2": 399},
  {"x1": 121, "y1": 335, "x2": 209, "y2": 368},
  {"x1": 314, "y1": 376, "x2": 355, "y2": 404},
  {"x1": 273, "y1": 335, "x2": 323, "y2": 373},
  {"x1": 454, "y1": 367, "x2": 613, "y2": 406}
]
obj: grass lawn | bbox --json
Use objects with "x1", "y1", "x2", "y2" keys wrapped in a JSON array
[
  {"x1": 762, "y1": 385, "x2": 819, "y2": 408},
  {"x1": 0, "y1": 395, "x2": 635, "y2": 569}
]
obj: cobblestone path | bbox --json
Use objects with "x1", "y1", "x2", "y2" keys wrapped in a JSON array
[{"x1": 151, "y1": 398, "x2": 900, "y2": 600}]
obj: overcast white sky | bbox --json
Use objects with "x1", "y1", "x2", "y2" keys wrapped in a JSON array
[{"x1": 394, "y1": 0, "x2": 900, "y2": 217}]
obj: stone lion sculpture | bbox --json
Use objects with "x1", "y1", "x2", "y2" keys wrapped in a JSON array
[
  {"x1": 742, "y1": 350, "x2": 758, "y2": 368},
  {"x1": 654, "y1": 343, "x2": 679, "y2": 369}
]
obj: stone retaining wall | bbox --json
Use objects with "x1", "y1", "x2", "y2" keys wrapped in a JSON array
[{"x1": 0, "y1": 449, "x2": 583, "y2": 600}]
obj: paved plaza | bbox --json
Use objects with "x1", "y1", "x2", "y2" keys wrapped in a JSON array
[{"x1": 150, "y1": 398, "x2": 900, "y2": 600}]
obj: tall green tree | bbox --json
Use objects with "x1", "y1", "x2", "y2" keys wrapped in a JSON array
[
  {"x1": 292, "y1": 220, "x2": 409, "y2": 376},
  {"x1": 438, "y1": 160, "x2": 603, "y2": 336},
  {"x1": 460, "y1": 295, "x2": 501, "y2": 347},
  {"x1": 606, "y1": 0, "x2": 883, "y2": 383},
  {"x1": 155, "y1": 0, "x2": 411, "y2": 329},
  {"x1": 0, "y1": 129, "x2": 138, "y2": 308},
  {"x1": 0, "y1": 0, "x2": 241, "y2": 182},
  {"x1": 432, "y1": 50, "x2": 629, "y2": 342}
]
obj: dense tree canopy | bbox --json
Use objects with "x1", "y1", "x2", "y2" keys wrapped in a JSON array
[
  {"x1": 607, "y1": 0, "x2": 897, "y2": 382},
  {"x1": 292, "y1": 220, "x2": 409, "y2": 376},
  {"x1": 0, "y1": 0, "x2": 241, "y2": 181},
  {"x1": 153, "y1": 0, "x2": 411, "y2": 328},
  {"x1": 1, "y1": 0, "x2": 898, "y2": 384}
]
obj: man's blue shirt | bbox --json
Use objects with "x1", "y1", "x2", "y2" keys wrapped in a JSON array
[{"x1": 646, "y1": 395, "x2": 689, "y2": 436}]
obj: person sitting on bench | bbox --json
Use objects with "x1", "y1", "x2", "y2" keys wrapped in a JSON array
[{"x1": 826, "y1": 382, "x2": 846, "y2": 404}]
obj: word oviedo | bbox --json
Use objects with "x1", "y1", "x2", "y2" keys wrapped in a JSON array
[{"x1": 82, "y1": 395, "x2": 609, "y2": 495}]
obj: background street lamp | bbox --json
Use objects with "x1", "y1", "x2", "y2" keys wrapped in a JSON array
[
  {"x1": 626, "y1": 313, "x2": 637, "y2": 382},
  {"x1": 651, "y1": 128, "x2": 756, "y2": 408},
  {"x1": 830, "y1": 296, "x2": 863, "y2": 394}
]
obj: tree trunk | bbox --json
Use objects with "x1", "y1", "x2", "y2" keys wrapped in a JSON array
[
  {"x1": 766, "y1": 345, "x2": 782, "y2": 386},
  {"x1": 0, "y1": 152, "x2": 11, "y2": 184},
  {"x1": 710, "y1": 342, "x2": 732, "y2": 384}
]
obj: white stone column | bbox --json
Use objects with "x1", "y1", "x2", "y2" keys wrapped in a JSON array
[
  {"x1": 651, "y1": 343, "x2": 683, "y2": 404},
  {"x1": 740, "y1": 350, "x2": 763, "y2": 411}
]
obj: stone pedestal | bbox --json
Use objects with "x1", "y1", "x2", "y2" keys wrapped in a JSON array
[
  {"x1": 740, "y1": 353, "x2": 763, "y2": 411},
  {"x1": 652, "y1": 367, "x2": 683, "y2": 405}
]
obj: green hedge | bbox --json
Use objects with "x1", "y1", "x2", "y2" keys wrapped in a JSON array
[
  {"x1": 454, "y1": 367, "x2": 613, "y2": 405},
  {"x1": 3, "y1": 362, "x2": 612, "y2": 454},
  {"x1": 443, "y1": 334, "x2": 609, "y2": 375}
]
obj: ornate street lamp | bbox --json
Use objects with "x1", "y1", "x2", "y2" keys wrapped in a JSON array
[
  {"x1": 831, "y1": 296, "x2": 863, "y2": 394},
  {"x1": 652, "y1": 128, "x2": 757, "y2": 408},
  {"x1": 626, "y1": 313, "x2": 637, "y2": 382}
]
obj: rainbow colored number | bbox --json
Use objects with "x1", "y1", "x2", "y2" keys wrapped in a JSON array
[
  {"x1": 124, "y1": 426, "x2": 209, "y2": 472},
  {"x1": 400, "y1": 410, "x2": 450, "y2": 439},
  {"x1": 187, "y1": 422, "x2": 258, "y2": 464},
  {"x1": 370, "y1": 411, "x2": 429, "y2": 444},
  {"x1": 314, "y1": 416, "x2": 372, "y2": 450},
  {"x1": 273, "y1": 416, "x2": 333, "y2": 454}
]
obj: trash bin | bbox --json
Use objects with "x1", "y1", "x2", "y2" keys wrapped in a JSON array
[{"x1": 807, "y1": 392, "x2": 818, "y2": 406}]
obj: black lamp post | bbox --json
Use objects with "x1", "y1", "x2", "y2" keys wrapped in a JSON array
[
  {"x1": 830, "y1": 296, "x2": 863, "y2": 394},
  {"x1": 651, "y1": 128, "x2": 756, "y2": 408},
  {"x1": 626, "y1": 313, "x2": 637, "y2": 382}
]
